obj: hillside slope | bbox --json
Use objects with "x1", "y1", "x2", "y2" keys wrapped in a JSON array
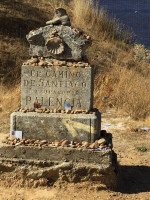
[{"x1": 0, "y1": 0, "x2": 150, "y2": 120}]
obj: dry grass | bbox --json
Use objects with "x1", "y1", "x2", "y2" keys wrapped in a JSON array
[
  {"x1": 110, "y1": 67, "x2": 150, "y2": 119},
  {"x1": 0, "y1": 84, "x2": 21, "y2": 118},
  {"x1": 70, "y1": 0, "x2": 133, "y2": 42}
]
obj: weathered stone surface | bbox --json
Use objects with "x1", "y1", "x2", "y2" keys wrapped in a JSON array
[
  {"x1": 0, "y1": 144, "x2": 113, "y2": 165},
  {"x1": 26, "y1": 24, "x2": 91, "y2": 61},
  {"x1": 10, "y1": 111, "x2": 101, "y2": 143},
  {"x1": 21, "y1": 65, "x2": 93, "y2": 110},
  {"x1": 0, "y1": 148, "x2": 117, "y2": 188}
]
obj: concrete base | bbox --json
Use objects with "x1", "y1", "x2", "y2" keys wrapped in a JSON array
[
  {"x1": 0, "y1": 144, "x2": 117, "y2": 188},
  {"x1": 11, "y1": 111, "x2": 101, "y2": 143}
]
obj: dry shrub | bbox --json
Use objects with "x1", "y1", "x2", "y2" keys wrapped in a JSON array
[
  {"x1": 0, "y1": 84, "x2": 21, "y2": 117},
  {"x1": 133, "y1": 44, "x2": 150, "y2": 63},
  {"x1": 110, "y1": 67, "x2": 150, "y2": 120},
  {"x1": 70, "y1": 0, "x2": 133, "y2": 42}
]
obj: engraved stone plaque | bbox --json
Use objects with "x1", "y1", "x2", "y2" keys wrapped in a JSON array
[{"x1": 21, "y1": 65, "x2": 93, "y2": 110}]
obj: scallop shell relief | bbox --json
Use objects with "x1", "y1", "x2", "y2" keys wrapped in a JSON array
[{"x1": 46, "y1": 37, "x2": 64, "y2": 55}]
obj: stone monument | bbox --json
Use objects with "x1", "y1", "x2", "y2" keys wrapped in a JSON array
[{"x1": 10, "y1": 8, "x2": 101, "y2": 143}]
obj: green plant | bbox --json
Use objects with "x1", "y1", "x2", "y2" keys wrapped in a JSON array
[{"x1": 137, "y1": 147, "x2": 147, "y2": 152}]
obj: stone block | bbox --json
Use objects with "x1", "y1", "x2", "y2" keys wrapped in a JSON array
[
  {"x1": 26, "y1": 25, "x2": 91, "y2": 61},
  {"x1": 10, "y1": 111, "x2": 101, "y2": 143},
  {"x1": 21, "y1": 65, "x2": 93, "y2": 110}
]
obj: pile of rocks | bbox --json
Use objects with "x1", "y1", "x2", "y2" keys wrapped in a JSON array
[
  {"x1": 17, "y1": 107, "x2": 95, "y2": 114},
  {"x1": 4, "y1": 137, "x2": 111, "y2": 150},
  {"x1": 23, "y1": 57, "x2": 90, "y2": 68}
]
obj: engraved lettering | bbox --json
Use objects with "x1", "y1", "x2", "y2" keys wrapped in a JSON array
[
  {"x1": 68, "y1": 81, "x2": 73, "y2": 87},
  {"x1": 45, "y1": 80, "x2": 50, "y2": 87},
  {"x1": 76, "y1": 72, "x2": 81, "y2": 78},
  {"x1": 59, "y1": 71, "x2": 64, "y2": 78},
  {"x1": 38, "y1": 71, "x2": 42, "y2": 77},
  {"x1": 74, "y1": 81, "x2": 79, "y2": 87},
  {"x1": 56, "y1": 98, "x2": 62, "y2": 107},
  {"x1": 31, "y1": 80, "x2": 35, "y2": 86},
  {"x1": 52, "y1": 71, "x2": 57, "y2": 78},
  {"x1": 39, "y1": 79, "x2": 44, "y2": 86},
  {"x1": 59, "y1": 81, "x2": 63, "y2": 87},
  {"x1": 46, "y1": 71, "x2": 52, "y2": 77},
  {"x1": 52, "y1": 81, "x2": 57, "y2": 87},
  {"x1": 24, "y1": 80, "x2": 29, "y2": 86},
  {"x1": 82, "y1": 82, "x2": 86, "y2": 87},
  {"x1": 76, "y1": 99, "x2": 81, "y2": 108},
  {"x1": 31, "y1": 70, "x2": 35, "y2": 77},
  {"x1": 69, "y1": 71, "x2": 74, "y2": 78},
  {"x1": 26, "y1": 96, "x2": 31, "y2": 105},
  {"x1": 49, "y1": 97, "x2": 54, "y2": 106}
]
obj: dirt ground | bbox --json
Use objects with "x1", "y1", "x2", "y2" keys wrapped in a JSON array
[{"x1": 0, "y1": 109, "x2": 150, "y2": 200}]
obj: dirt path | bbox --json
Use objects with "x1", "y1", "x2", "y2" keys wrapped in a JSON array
[{"x1": 0, "y1": 109, "x2": 150, "y2": 200}]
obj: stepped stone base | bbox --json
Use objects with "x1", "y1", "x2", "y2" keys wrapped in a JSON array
[
  {"x1": 10, "y1": 111, "x2": 101, "y2": 143},
  {"x1": 0, "y1": 144, "x2": 117, "y2": 188}
]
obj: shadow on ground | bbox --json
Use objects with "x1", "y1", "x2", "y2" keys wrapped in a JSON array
[{"x1": 117, "y1": 165, "x2": 150, "y2": 194}]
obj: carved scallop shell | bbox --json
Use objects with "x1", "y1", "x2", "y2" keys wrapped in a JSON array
[{"x1": 46, "y1": 37, "x2": 64, "y2": 55}]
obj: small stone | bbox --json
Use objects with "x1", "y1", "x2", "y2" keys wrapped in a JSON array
[
  {"x1": 25, "y1": 140, "x2": 29, "y2": 144},
  {"x1": 53, "y1": 109, "x2": 57, "y2": 113},
  {"x1": 86, "y1": 35, "x2": 90, "y2": 40},
  {"x1": 89, "y1": 143, "x2": 95, "y2": 149},
  {"x1": 61, "y1": 140, "x2": 70, "y2": 147},
  {"x1": 40, "y1": 140, "x2": 47, "y2": 145},
  {"x1": 54, "y1": 140, "x2": 60, "y2": 147},
  {"x1": 30, "y1": 57, "x2": 39, "y2": 64},
  {"x1": 19, "y1": 141, "x2": 24, "y2": 145},
  {"x1": 82, "y1": 141, "x2": 89, "y2": 148},
  {"x1": 85, "y1": 63, "x2": 89, "y2": 67},
  {"x1": 34, "y1": 140, "x2": 40, "y2": 144},
  {"x1": 38, "y1": 61, "x2": 47, "y2": 66},
  {"x1": 75, "y1": 110, "x2": 82, "y2": 114},
  {"x1": 100, "y1": 144, "x2": 105, "y2": 149},
  {"x1": 67, "y1": 62, "x2": 73, "y2": 67},
  {"x1": 10, "y1": 141, "x2": 15, "y2": 145},
  {"x1": 8, "y1": 136, "x2": 16, "y2": 141},
  {"x1": 94, "y1": 140, "x2": 99, "y2": 148},
  {"x1": 71, "y1": 145, "x2": 76, "y2": 148},
  {"x1": 98, "y1": 138, "x2": 106, "y2": 145},
  {"x1": 59, "y1": 61, "x2": 66, "y2": 66},
  {"x1": 76, "y1": 143, "x2": 80, "y2": 147},
  {"x1": 85, "y1": 110, "x2": 89, "y2": 114},
  {"x1": 42, "y1": 144, "x2": 47, "y2": 147},
  {"x1": 53, "y1": 61, "x2": 59, "y2": 66},
  {"x1": 36, "y1": 109, "x2": 43, "y2": 113},
  {"x1": 89, "y1": 141, "x2": 99, "y2": 149},
  {"x1": 66, "y1": 109, "x2": 71, "y2": 114}
]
